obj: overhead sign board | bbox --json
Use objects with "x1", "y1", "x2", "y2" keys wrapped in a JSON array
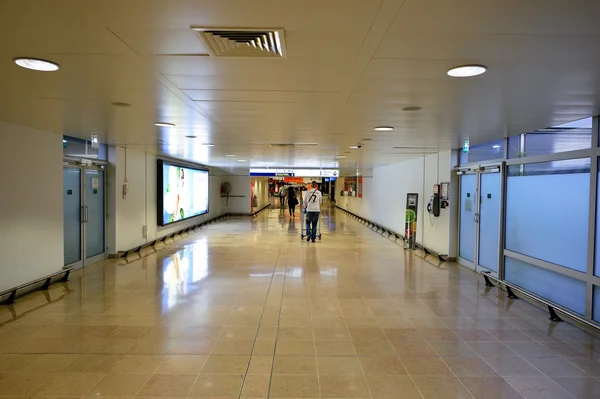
[{"x1": 250, "y1": 168, "x2": 339, "y2": 177}]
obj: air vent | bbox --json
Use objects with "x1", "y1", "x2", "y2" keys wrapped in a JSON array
[{"x1": 192, "y1": 27, "x2": 287, "y2": 58}]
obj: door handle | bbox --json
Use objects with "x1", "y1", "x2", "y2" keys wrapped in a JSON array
[
  {"x1": 474, "y1": 213, "x2": 479, "y2": 223},
  {"x1": 83, "y1": 205, "x2": 89, "y2": 223}
]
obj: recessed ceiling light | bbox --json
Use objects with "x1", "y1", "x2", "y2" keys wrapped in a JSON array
[
  {"x1": 492, "y1": 145, "x2": 501, "y2": 149},
  {"x1": 374, "y1": 126, "x2": 394, "y2": 131},
  {"x1": 202, "y1": 143, "x2": 215, "y2": 147},
  {"x1": 155, "y1": 122, "x2": 175, "y2": 127},
  {"x1": 349, "y1": 146, "x2": 360, "y2": 149},
  {"x1": 336, "y1": 155, "x2": 346, "y2": 159},
  {"x1": 447, "y1": 65, "x2": 487, "y2": 78},
  {"x1": 225, "y1": 154, "x2": 236, "y2": 157},
  {"x1": 402, "y1": 106, "x2": 422, "y2": 111},
  {"x1": 14, "y1": 57, "x2": 59, "y2": 72},
  {"x1": 111, "y1": 101, "x2": 131, "y2": 107},
  {"x1": 237, "y1": 159, "x2": 247, "y2": 162},
  {"x1": 185, "y1": 135, "x2": 197, "y2": 138},
  {"x1": 362, "y1": 138, "x2": 373, "y2": 141}
]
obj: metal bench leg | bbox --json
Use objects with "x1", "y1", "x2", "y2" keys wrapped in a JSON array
[
  {"x1": 506, "y1": 286, "x2": 519, "y2": 299},
  {"x1": 483, "y1": 275, "x2": 495, "y2": 287},
  {"x1": 40, "y1": 277, "x2": 51, "y2": 290},
  {"x1": 548, "y1": 306, "x2": 563, "y2": 322},
  {"x1": 60, "y1": 270, "x2": 71, "y2": 282},
  {"x1": 3, "y1": 290, "x2": 17, "y2": 305}
]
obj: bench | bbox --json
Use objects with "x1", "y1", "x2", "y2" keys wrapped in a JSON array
[
  {"x1": 480, "y1": 271, "x2": 568, "y2": 323},
  {"x1": 0, "y1": 267, "x2": 73, "y2": 305}
]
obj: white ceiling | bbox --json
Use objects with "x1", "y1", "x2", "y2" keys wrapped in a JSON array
[{"x1": 1, "y1": 0, "x2": 600, "y2": 174}]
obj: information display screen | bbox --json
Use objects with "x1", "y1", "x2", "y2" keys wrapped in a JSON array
[{"x1": 157, "y1": 160, "x2": 209, "y2": 226}]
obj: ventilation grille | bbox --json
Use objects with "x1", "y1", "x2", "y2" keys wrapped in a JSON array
[{"x1": 192, "y1": 27, "x2": 286, "y2": 58}]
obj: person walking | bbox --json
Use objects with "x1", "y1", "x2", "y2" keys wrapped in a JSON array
[
  {"x1": 287, "y1": 186, "x2": 298, "y2": 217},
  {"x1": 303, "y1": 181, "x2": 323, "y2": 243}
]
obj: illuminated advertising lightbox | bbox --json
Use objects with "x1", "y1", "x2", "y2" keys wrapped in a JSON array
[{"x1": 157, "y1": 160, "x2": 209, "y2": 226}]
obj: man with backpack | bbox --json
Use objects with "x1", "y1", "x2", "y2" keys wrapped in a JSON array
[{"x1": 303, "y1": 181, "x2": 323, "y2": 242}]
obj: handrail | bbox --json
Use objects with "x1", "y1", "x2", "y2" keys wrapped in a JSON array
[
  {"x1": 480, "y1": 271, "x2": 600, "y2": 331},
  {"x1": 335, "y1": 205, "x2": 450, "y2": 262},
  {"x1": 1, "y1": 267, "x2": 73, "y2": 305}
]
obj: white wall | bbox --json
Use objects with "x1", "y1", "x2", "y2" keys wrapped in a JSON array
[
  {"x1": 107, "y1": 147, "x2": 241, "y2": 254},
  {"x1": 336, "y1": 151, "x2": 457, "y2": 256},
  {"x1": 251, "y1": 177, "x2": 270, "y2": 212},
  {"x1": 0, "y1": 122, "x2": 63, "y2": 292},
  {"x1": 220, "y1": 175, "x2": 251, "y2": 215}
]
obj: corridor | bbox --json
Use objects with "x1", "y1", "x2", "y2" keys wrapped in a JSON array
[{"x1": 0, "y1": 205, "x2": 599, "y2": 399}]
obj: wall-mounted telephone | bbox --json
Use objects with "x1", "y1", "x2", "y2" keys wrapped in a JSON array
[{"x1": 427, "y1": 184, "x2": 441, "y2": 217}]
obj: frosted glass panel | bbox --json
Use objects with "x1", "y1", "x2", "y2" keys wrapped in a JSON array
[
  {"x1": 460, "y1": 139, "x2": 504, "y2": 164},
  {"x1": 63, "y1": 168, "x2": 81, "y2": 266},
  {"x1": 505, "y1": 257, "x2": 586, "y2": 315},
  {"x1": 85, "y1": 170, "x2": 105, "y2": 258},
  {"x1": 459, "y1": 174, "x2": 476, "y2": 262},
  {"x1": 506, "y1": 166, "x2": 589, "y2": 272},
  {"x1": 478, "y1": 173, "x2": 501, "y2": 272},
  {"x1": 594, "y1": 286, "x2": 600, "y2": 322}
]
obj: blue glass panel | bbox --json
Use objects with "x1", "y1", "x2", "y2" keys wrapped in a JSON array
[
  {"x1": 460, "y1": 139, "x2": 504, "y2": 165},
  {"x1": 505, "y1": 257, "x2": 586, "y2": 315},
  {"x1": 459, "y1": 174, "x2": 476, "y2": 262},
  {"x1": 63, "y1": 168, "x2": 81, "y2": 265},
  {"x1": 596, "y1": 159, "x2": 600, "y2": 277},
  {"x1": 594, "y1": 285, "x2": 600, "y2": 322},
  {"x1": 506, "y1": 160, "x2": 590, "y2": 272},
  {"x1": 478, "y1": 173, "x2": 501, "y2": 272},
  {"x1": 85, "y1": 169, "x2": 105, "y2": 258},
  {"x1": 508, "y1": 117, "x2": 592, "y2": 159}
]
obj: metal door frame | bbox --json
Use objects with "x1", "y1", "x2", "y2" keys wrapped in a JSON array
[
  {"x1": 457, "y1": 164, "x2": 504, "y2": 275},
  {"x1": 63, "y1": 162, "x2": 107, "y2": 269}
]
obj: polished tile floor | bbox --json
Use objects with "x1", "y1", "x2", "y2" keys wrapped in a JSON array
[{"x1": 1, "y1": 203, "x2": 600, "y2": 398}]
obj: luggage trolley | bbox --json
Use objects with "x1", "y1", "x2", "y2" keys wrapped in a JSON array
[{"x1": 300, "y1": 210, "x2": 322, "y2": 241}]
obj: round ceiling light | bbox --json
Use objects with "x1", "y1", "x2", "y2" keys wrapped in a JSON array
[
  {"x1": 185, "y1": 135, "x2": 197, "y2": 138},
  {"x1": 374, "y1": 126, "x2": 394, "y2": 131},
  {"x1": 155, "y1": 122, "x2": 175, "y2": 127},
  {"x1": 402, "y1": 106, "x2": 422, "y2": 112},
  {"x1": 14, "y1": 57, "x2": 59, "y2": 72},
  {"x1": 447, "y1": 65, "x2": 487, "y2": 78}
]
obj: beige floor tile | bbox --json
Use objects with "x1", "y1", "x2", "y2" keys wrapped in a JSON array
[
  {"x1": 269, "y1": 374, "x2": 320, "y2": 398},
  {"x1": 443, "y1": 357, "x2": 499, "y2": 377},
  {"x1": 107, "y1": 326, "x2": 152, "y2": 339},
  {"x1": 201, "y1": 355, "x2": 250, "y2": 374},
  {"x1": 527, "y1": 357, "x2": 590, "y2": 377},
  {"x1": 247, "y1": 356, "x2": 273, "y2": 374},
  {"x1": 189, "y1": 374, "x2": 244, "y2": 398},
  {"x1": 366, "y1": 375, "x2": 422, "y2": 399},
  {"x1": 0, "y1": 354, "x2": 38, "y2": 372},
  {"x1": 277, "y1": 327, "x2": 314, "y2": 340},
  {"x1": 211, "y1": 339, "x2": 254, "y2": 355},
  {"x1": 460, "y1": 376, "x2": 523, "y2": 399},
  {"x1": 219, "y1": 326, "x2": 258, "y2": 340},
  {"x1": 273, "y1": 356, "x2": 317, "y2": 374},
  {"x1": 0, "y1": 373, "x2": 56, "y2": 397},
  {"x1": 412, "y1": 376, "x2": 472, "y2": 399},
  {"x1": 505, "y1": 376, "x2": 574, "y2": 399},
  {"x1": 111, "y1": 355, "x2": 163, "y2": 374},
  {"x1": 317, "y1": 356, "x2": 363, "y2": 375},
  {"x1": 348, "y1": 328, "x2": 387, "y2": 342},
  {"x1": 554, "y1": 377, "x2": 600, "y2": 398},
  {"x1": 483, "y1": 357, "x2": 543, "y2": 377},
  {"x1": 313, "y1": 327, "x2": 351, "y2": 341},
  {"x1": 156, "y1": 355, "x2": 207, "y2": 374},
  {"x1": 382, "y1": 328, "x2": 426, "y2": 342},
  {"x1": 403, "y1": 358, "x2": 453, "y2": 376},
  {"x1": 429, "y1": 342, "x2": 478, "y2": 357},
  {"x1": 352, "y1": 340, "x2": 396, "y2": 356},
  {"x1": 315, "y1": 340, "x2": 357, "y2": 356},
  {"x1": 275, "y1": 340, "x2": 315, "y2": 355},
  {"x1": 319, "y1": 374, "x2": 370, "y2": 398},
  {"x1": 466, "y1": 341, "x2": 519, "y2": 358},
  {"x1": 34, "y1": 373, "x2": 104, "y2": 397},
  {"x1": 252, "y1": 339, "x2": 276, "y2": 355},
  {"x1": 27, "y1": 354, "x2": 81, "y2": 372},
  {"x1": 66, "y1": 354, "x2": 122, "y2": 373},
  {"x1": 86, "y1": 373, "x2": 151, "y2": 397},
  {"x1": 391, "y1": 341, "x2": 437, "y2": 357},
  {"x1": 137, "y1": 374, "x2": 197, "y2": 397},
  {"x1": 241, "y1": 374, "x2": 270, "y2": 398},
  {"x1": 359, "y1": 356, "x2": 407, "y2": 375}
]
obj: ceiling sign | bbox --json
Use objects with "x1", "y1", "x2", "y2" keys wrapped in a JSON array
[{"x1": 250, "y1": 168, "x2": 339, "y2": 177}]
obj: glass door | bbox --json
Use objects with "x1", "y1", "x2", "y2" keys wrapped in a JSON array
[
  {"x1": 458, "y1": 166, "x2": 502, "y2": 273},
  {"x1": 63, "y1": 165, "x2": 106, "y2": 269}
]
